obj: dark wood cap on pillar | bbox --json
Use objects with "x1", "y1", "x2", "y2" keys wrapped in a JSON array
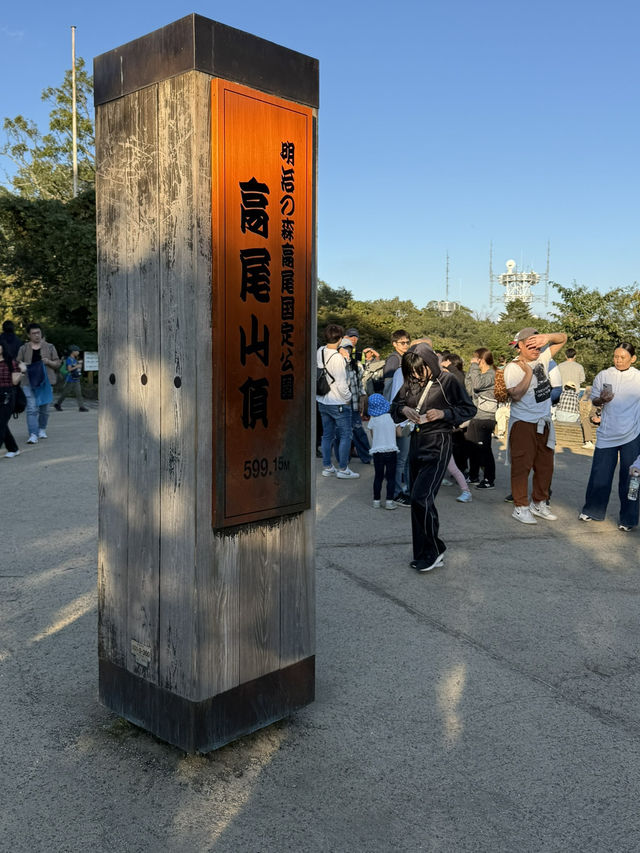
[{"x1": 94, "y1": 13, "x2": 319, "y2": 108}]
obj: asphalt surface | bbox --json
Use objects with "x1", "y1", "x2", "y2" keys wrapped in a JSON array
[{"x1": 2, "y1": 412, "x2": 640, "y2": 852}]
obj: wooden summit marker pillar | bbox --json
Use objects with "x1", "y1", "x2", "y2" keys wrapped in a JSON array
[{"x1": 94, "y1": 15, "x2": 318, "y2": 753}]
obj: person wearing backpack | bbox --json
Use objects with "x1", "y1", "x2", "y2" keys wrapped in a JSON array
[
  {"x1": 464, "y1": 348, "x2": 497, "y2": 489},
  {"x1": 316, "y1": 324, "x2": 359, "y2": 480},
  {"x1": 53, "y1": 346, "x2": 89, "y2": 412}
]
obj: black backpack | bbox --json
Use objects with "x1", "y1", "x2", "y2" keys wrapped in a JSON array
[{"x1": 316, "y1": 349, "x2": 337, "y2": 396}]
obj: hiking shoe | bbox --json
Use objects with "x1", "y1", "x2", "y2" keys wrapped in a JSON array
[
  {"x1": 440, "y1": 478, "x2": 453, "y2": 487},
  {"x1": 38, "y1": 430, "x2": 48, "y2": 439},
  {"x1": 410, "y1": 554, "x2": 445, "y2": 572},
  {"x1": 385, "y1": 500, "x2": 397, "y2": 510},
  {"x1": 4, "y1": 450, "x2": 20, "y2": 458},
  {"x1": 476, "y1": 480, "x2": 495, "y2": 489},
  {"x1": 372, "y1": 499, "x2": 381, "y2": 508},
  {"x1": 321, "y1": 465, "x2": 337, "y2": 477},
  {"x1": 456, "y1": 490, "x2": 472, "y2": 503},
  {"x1": 27, "y1": 434, "x2": 38, "y2": 444},
  {"x1": 394, "y1": 493, "x2": 411, "y2": 506},
  {"x1": 618, "y1": 524, "x2": 632, "y2": 532},
  {"x1": 512, "y1": 506, "x2": 537, "y2": 524},
  {"x1": 504, "y1": 493, "x2": 514, "y2": 503},
  {"x1": 54, "y1": 402, "x2": 63, "y2": 411},
  {"x1": 530, "y1": 501, "x2": 557, "y2": 521},
  {"x1": 79, "y1": 406, "x2": 89, "y2": 412},
  {"x1": 337, "y1": 467, "x2": 360, "y2": 479},
  {"x1": 578, "y1": 513, "x2": 592, "y2": 521}
]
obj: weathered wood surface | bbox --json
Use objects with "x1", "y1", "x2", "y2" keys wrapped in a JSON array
[
  {"x1": 125, "y1": 86, "x2": 161, "y2": 685},
  {"x1": 96, "y1": 99, "x2": 130, "y2": 670},
  {"x1": 97, "y1": 69, "x2": 315, "y2": 715}
]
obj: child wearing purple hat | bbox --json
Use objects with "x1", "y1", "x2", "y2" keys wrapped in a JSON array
[{"x1": 365, "y1": 393, "x2": 398, "y2": 509}]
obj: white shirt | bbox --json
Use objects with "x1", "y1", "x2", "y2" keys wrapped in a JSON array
[
  {"x1": 365, "y1": 413, "x2": 398, "y2": 454},
  {"x1": 504, "y1": 348, "x2": 553, "y2": 423},
  {"x1": 591, "y1": 365, "x2": 640, "y2": 448},
  {"x1": 316, "y1": 346, "x2": 350, "y2": 405}
]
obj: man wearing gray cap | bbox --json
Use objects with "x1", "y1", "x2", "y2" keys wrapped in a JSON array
[{"x1": 504, "y1": 327, "x2": 567, "y2": 524}]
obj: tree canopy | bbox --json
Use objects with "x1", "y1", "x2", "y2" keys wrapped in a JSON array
[{"x1": 0, "y1": 60, "x2": 96, "y2": 348}]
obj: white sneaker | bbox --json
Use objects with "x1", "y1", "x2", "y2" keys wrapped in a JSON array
[
  {"x1": 529, "y1": 501, "x2": 558, "y2": 521},
  {"x1": 336, "y1": 468, "x2": 360, "y2": 479},
  {"x1": 38, "y1": 430, "x2": 48, "y2": 439},
  {"x1": 27, "y1": 434, "x2": 38, "y2": 444},
  {"x1": 4, "y1": 450, "x2": 20, "y2": 458},
  {"x1": 582, "y1": 441, "x2": 594, "y2": 449},
  {"x1": 385, "y1": 500, "x2": 397, "y2": 510},
  {"x1": 321, "y1": 465, "x2": 336, "y2": 477},
  {"x1": 372, "y1": 499, "x2": 381, "y2": 508},
  {"x1": 512, "y1": 506, "x2": 537, "y2": 525}
]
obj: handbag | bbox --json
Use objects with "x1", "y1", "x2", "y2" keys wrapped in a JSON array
[
  {"x1": 13, "y1": 385, "x2": 27, "y2": 415},
  {"x1": 493, "y1": 368, "x2": 508, "y2": 404},
  {"x1": 316, "y1": 349, "x2": 337, "y2": 396}
]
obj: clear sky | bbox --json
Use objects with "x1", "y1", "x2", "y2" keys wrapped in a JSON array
[{"x1": 1, "y1": 0, "x2": 638, "y2": 318}]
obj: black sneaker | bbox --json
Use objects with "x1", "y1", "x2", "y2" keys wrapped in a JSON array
[
  {"x1": 476, "y1": 480, "x2": 495, "y2": 489},
  {"x1": 54, "y1": 402, "x2": 63, "y2": 412},
  {"x1": 394, "y1": 493, "x2": 411, "y2": 507},
  {"x1": 504, "y1": 493, "x2": 514, "y2": 503},
  {"x1": 465, "y1": 475, "x2": 480, "y2": 485},
  {"x1": 79, "y1": 406, "x2": 89, "y2": 412}
]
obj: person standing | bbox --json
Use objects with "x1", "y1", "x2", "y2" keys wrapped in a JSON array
[
  {"x1": 365, "y1": 394, "x2": 398, "y2": 509},
  {"x1": 504, "y1": 327, "x2": 567, "y2": 524},
  {"x1": 579, "y1": 343, "x2": 640, "y2": 531},
  {"x1": 383, "y1": 329, "x2": 412, "y2": 504},
  {"x1": 316, "y1": 324, "x2": 360, "y2": 480},
  {"x1": 558, "y1": 348, "x2": 586, "y2": 392},
  {"x1": 0, "y1": 340, "x2": 24, "y2": 458},
  {"x1": 465, "y1": 348, "x2": 497, "y2": 489},
  {"x1": 0, "y1": 320, "x2": 22, "y2": 360},
  {"x1": 54, "y1": 346, "x2": 89, "y2": 412},
  {"x1": 392, "y1": 343, "x2": 476, "y2": 572},
  {"x1": 336, "y1": 337, "x2": 370, "y2": 464},
  {"x1": 17, "y1": 323, "x2": 60, "y2": 444}
]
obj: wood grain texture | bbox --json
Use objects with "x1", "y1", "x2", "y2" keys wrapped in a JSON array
[
  {"x1": 280, "y1": 513, "x2": 314, "y2": 667},
  {"x1": 122, "y1": 87, "x2": 162, "y2": 683},
  {"x1": 96, "y1": 99, "x2": 130, "y2": 668},
  {"x1": 238, "y1": 523, "x2": 281, "y2": 684},
  {"x1": 157, "y1": 73, "x2": 199, "y2": 697}
]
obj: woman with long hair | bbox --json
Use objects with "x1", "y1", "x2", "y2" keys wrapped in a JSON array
[
  {"x1": 391, "y1": 343, "x2": 476, "y2": 572},
  {"x1": 580, "y1": 342, "x2": 640, "y2": 531},
  {"x1": 465, "y1": 347, "x2": 497, "y2": 488},
  {"x1": 0, "y1": 340, "x2": 24, "y2": 458}
]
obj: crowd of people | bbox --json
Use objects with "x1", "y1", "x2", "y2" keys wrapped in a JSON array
[
  {"x1": 0, "y1": 320, "x2": 89, "y2": 460},
  {"x1": 317, "y1": 324, "x2": 640, "y2": 573}
]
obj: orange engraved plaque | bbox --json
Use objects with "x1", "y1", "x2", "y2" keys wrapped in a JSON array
[{"x1": 211, "y1": 80, "x2": 314, "y2": 527}]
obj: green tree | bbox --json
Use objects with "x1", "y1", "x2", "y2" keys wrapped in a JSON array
[
  {"x1": 551, "y1": 281, "x2": 640, "y2": 378},
  {"x1": 0, "y1": 188, "x2": 97, "y2": 345},
  {"x1": 1, "y1": 58, "x2": 94, "y2": 200}
]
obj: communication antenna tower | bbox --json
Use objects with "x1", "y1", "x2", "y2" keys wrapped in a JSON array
[
  {"x1": 437, "y1": 251, "x2": 460, "y2": 316},
  {"x1": 489, "y1": 242, "x2": 550, "y2": 308}
]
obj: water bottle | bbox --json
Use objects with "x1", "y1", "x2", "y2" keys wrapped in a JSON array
[{"x1": 628, "y1": 472, "x2": 640, "y2": 501}]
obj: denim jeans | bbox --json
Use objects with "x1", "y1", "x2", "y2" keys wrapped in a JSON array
[
  {"x1": 23, "y1": 384, "x2": 50, "y2": 437},
  {"x1": 318, "y1": 402, "x2": 353, "y2": 470},
  {"x1": 395, "y1": 432, "x2": 411, "y2": 495},
  {"x1": 581, "y1": 435, "x2": 640, "y2": 527}
]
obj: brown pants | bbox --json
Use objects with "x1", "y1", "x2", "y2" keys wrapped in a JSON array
[{"x1": 509, "y1": 420, "x2": 554, "y2": 507}]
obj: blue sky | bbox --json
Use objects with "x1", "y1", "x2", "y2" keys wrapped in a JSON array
[{"x1": 1, "y1": 0, "x2": 638, "y2": 317}]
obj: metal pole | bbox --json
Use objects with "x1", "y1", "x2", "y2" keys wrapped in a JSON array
[{"x1": 71, "y1": 25, "x2": 78, "y2": 198}]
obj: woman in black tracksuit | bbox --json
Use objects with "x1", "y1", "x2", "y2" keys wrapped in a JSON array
[{"x1": 391, "y1": 343, "x2": 476, "y2": 573}]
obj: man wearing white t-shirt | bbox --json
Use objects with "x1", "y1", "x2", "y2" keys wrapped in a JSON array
[{"x1": 504, "y1": 327, "x2": 568, "y2": 524}]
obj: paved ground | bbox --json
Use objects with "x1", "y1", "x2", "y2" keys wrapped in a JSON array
[{"x1": 2, "y1": 413, "x2": 640, "y2": 852}]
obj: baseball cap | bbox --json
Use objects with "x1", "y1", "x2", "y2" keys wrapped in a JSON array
[
  {"x1": 509, "y1": 327, "x2": 538, "y2": 348},
  {"x1": 345, "y1": 328, "x2": 359, "y2": 338}
]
